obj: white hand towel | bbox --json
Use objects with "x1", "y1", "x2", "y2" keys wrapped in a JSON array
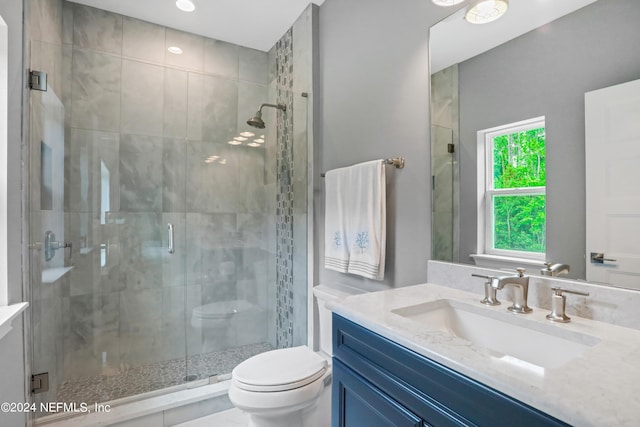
[
  {"x1": 346, "y1": 160, "x2": 386, "y2": 280},
  {"x1": 324, "y1": 167, "x2": 350, "y2": 273}
]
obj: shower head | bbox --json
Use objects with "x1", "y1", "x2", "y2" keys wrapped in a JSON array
[
  {"x1": 246, "y1": 103, "x2": 286, "y2": 129},
  {"x1": 247, "y1": 110, "x2": 266, "y2": 129}
]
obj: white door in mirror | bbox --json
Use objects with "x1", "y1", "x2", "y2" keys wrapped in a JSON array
[{"x1": 585, "y1": 79, "x2": 640, "y2": 289}]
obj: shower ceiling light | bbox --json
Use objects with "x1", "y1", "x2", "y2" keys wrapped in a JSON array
[
  {"x1": 253, "y1": 138, "x2": 265, "y2": 143},
  {"x1": 240, "y1": 132, "x2": 255, "y2": 137},
  {"x1": 431, "y1": 0, "x2": 465, "y2": 6},
  {"x1": 234, "y1": 136, "x2": 248, "y2": 141},
  {"x1": 228, "y1": 140, "x2": 242, "y2": 145},
  {"x1": 247, "y1": 143, "x2": 261, "y2": 148},
  {"x1": 168, "y1": 46, "x2": 183, "y2": 54},
  {"x1": 175, "y1": 0, "x2": 196, "y2": 12},
  {"x1": 465, "y1": 0, "x2": 509, "y2": 24}
]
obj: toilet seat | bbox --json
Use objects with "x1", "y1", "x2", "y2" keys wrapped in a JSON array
[{"x1": 232, "y1": 346, "x2": 328, "y2": 392}]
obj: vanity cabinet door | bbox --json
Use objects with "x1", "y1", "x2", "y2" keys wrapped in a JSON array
[{"x1": 332, "y1": 359, "x2": 423, "y2": 427}]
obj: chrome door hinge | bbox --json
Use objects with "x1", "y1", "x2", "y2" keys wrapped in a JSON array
[
  {"x1": 29, "y1": 70, "x2": 48, "y2": 91},
  {"x1": 31, "y1": 372, "x2": 50, "y2": 394}
]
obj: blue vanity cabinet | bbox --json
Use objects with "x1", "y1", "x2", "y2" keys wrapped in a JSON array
[{"x1": 332, "y1": 314, "x2": 570, "y2": 427}]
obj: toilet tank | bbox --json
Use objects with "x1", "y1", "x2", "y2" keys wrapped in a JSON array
[{"x1": 313, "y1": 284, "x2": 364, "y2": 356}]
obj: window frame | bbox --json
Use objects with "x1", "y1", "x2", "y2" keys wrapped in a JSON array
[{"x1": 476, "y1": 116, "x2": 546, "y2": 261}]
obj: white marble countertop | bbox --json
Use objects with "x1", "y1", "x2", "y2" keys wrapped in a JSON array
[{"x1": 332, "y1": 283, "x2": 640, "y2": 427}]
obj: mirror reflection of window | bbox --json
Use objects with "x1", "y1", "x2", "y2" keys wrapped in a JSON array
[{"x1": 479, "y1": 117, "x2": 546, "y2": 259}]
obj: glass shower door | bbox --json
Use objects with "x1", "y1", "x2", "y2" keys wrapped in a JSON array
[{"x1": 27, "y1": 29, "x2": 190, "y2": 416}]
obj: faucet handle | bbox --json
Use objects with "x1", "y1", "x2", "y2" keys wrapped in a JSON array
[
  {"x1": 546, "y1": 287, "x2": 590, "y2": 323},
  {"x1": 471, "y1": 274, "x2": 501, "y2": 306},
  {"x1": 551, "y1": 287, "x2": 589, "y2": 297},
  {"x1": 516, "y1": 267, "x2": 526, "y2": 277}
]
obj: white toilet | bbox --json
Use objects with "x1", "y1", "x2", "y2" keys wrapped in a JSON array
[
  {"x1": 228, "y1": 284, "x2": 362, "y2": 427},
  {"x1": 191, "y1": 299, "x2": 263, "y2": 353}
]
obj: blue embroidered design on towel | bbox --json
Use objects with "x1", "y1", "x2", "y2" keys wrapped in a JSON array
[
  {"x1": 355, "y1": 232, "x2": 369, "y2": 253},
  {"x1": 333, "y1": 232, "x2": 342, "y2": 249}
]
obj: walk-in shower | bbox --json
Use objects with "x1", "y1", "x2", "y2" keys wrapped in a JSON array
[{"x1": 25, "y1": 0, "x2": 313, "y2": 422}]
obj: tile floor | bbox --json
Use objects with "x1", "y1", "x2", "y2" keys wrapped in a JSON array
[{"x1": 175, "y1": 408, "x2": 249, "y2": 426}]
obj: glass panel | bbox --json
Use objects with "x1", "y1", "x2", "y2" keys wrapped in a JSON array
[
  {"x1": 493, "y1": 127, "x2": 546, "y2": 189},
  {"x1": 492, "y1": 194, "x2": 546, "y2": 253}
]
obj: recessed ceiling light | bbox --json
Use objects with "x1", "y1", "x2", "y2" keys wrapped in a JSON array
[
  {"x1": 465, "y1": 0, "x2": 509, "y2": 25},
  {"x1": 431, "y1": 0, "x2": 465, "y2": 6},
  {"x1": 253, "y1": 138, "x2": 264, "y2": 143},
  {"x1": 240, "y1": 132, "x2": 255, "y2": 137},
  {"x1": 176, "y1": 0, "x2": 196, "y2": 12},
  {"x1": 228, "y1": 140, "x2": 242, "y2": 145},
  {"x1": 247, "y1": 143, "x2": 261, "y2": 148},
  {"x1": 234, "y1": 136, "x2": 248, "y2": 141},
  {"x1": 168, "y1": 46, "x2": 183, "y2": 55}
]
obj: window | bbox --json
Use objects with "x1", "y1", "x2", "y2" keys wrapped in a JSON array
[{"x1": 477, "y1": 117, "x2": 546, "y2": 260}]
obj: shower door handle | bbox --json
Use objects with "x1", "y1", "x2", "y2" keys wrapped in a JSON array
[{"x1": 167, "y1": 223, "x2": 175, "y2": 254}]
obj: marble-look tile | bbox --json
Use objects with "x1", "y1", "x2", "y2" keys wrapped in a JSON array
[
  {"x1": 119, "y1": 288, "x2": 164, "y2": 366},
  {"x1": 164, "y1": 68, "x2": 189, "y2": 138},
  {"x1": 66, "y1": 128, "x2": 119, "y2": 213},
  {"x1": 162, "y1": 286, "x2": 187, "y2": 360},
  {"x1": 203, "y1": 38, "x2": 239, "y2": 78},
  {"x1": 31, "y1": 39, "x2": 64, "y2": 98},
  {"x1": 29, "y1": 0, "x2": 63, "y2": 45},
  {"x1": 187, "y1": 73, "x2": 204, "y2": 141},
  {"x1": 235, "y1": 308, "x2": 267, "y2": 346},
  {"x1": 202, "y1": 75, "x2": 238, "y2": 144},
  {"x1": 237, "y1": 81, "x2": 267, "y2": 137},
  {"x1": 236, "y1": 214, "x2": 266, "y2": 250},
  {"x1": 62, "y1": 44, "x2": 73, "y2": 116},
  {"x1": 162, "y1": 138, "x2": 187, "y2": 212},
  {"x1": 239, "y1": 47, "x2": 268, "y2": 85},
  {"x1": 185, "y1": 283, "x2": 204, "y2": 354},
  {"x1": 235, "y1": 146, "x2": 266, "y2": 213},
  {"x1": 165, "y1": 28, "x2": 204, "y2": 71},
  {"x1": 71, "y1": 48, "x2": 121, "y2": 132},
  {"x1": 119, "y1": 134, "x2": 163, "y2": 212},
  {"x1": 185, "y1": 213, "x2": 203, "y2": 286},
  {"x1": 187, "y1": 141, "x2": 240, "y2": 213},
  {"x1": 62, "y1": 0, "x2": 73, "y2": 45},
  {"x1": 122, "y1": 16, "x2": 166, "y2": 64},
  {"x1": 72, "y1": 3, "x2": 122, "y2": 55},
  {"x1": 292, "y1": 5, "x2": 313, "y2": 94},
  {"x1": 121, "y1": 59, "x2": 165, "y2": 136},
  {"x1": 117, "y1": 212, "x2": 163, "y2": 291}
]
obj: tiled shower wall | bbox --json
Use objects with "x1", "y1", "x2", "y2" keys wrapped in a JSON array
[
  {"x1": 61, "y1": 1, "x2": 272, "y2": 375},
  {"x1": 430, "y1": 65, "x2": 459, "y2": 262}
]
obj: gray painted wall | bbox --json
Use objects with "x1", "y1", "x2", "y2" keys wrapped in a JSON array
[
  {"x1": 0, "y1": 0, "x2": 27, "y2": 423},
  {"x1": 317, "y1": 0, "x2": 450, "y2": 291},
  {"x1": 458, "y1": 0, "x2": 640, "y2": 279}
]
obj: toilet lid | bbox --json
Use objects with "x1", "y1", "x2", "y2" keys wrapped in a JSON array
[{"x1": 232, "y1": 346, "x2": 328, "y2": 392}]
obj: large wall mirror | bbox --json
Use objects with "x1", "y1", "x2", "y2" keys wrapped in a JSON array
[{"x1": 429, "y1": 0, "x2": 640, "y2": 288}]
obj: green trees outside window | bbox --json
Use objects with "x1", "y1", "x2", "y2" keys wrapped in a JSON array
[{"x1": 491, "y1": 128, "x2": 546, "y2": 253}]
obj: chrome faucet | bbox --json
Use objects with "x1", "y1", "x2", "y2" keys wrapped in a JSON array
[
  {"x1": 540, "y1": 262, "x2": 570, "y2": 277},
  {"x1": 491, "y1": 268, "x2": 532, "y2": 314}
]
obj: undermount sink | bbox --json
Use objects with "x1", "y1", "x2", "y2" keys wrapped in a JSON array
[{"x1": 392, "y1": 299, "x2": 600, "y2": 371}]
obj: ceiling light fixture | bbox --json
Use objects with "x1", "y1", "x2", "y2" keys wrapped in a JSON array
[
  {"x1": 175, "y1": 0, "x2": 196, "y2": 12},
  {"x1": 234, "y1": 136, "x2": 248, "y2": 141},
  {"x1": 465, "y1": 0, "x2": 509, "y2": 25},
  {"x1": 167, "y1": 46, "x2": 183, "y2": 55},
  {"x1": 253, "y1": 138, "x2": 264, "y2": 144},
  {"x1": 431, "y1": 0, "x2": 465, "y2": 6},
  {"x1": 247, "y1": 143, "x2": 261, "y2": 148},
  {"x1": 228, "y1": 140, "x2": 242, "y2": 146},
  {"x1": 240, "y1": 132, "x2": 255, "y2": 137}
]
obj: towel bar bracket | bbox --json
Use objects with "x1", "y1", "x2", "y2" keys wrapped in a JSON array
[{"x1": 321, "y1": 157, "x2": 405, "y2": 177}]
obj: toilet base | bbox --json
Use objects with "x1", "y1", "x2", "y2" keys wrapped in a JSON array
[{"x1": 244, "y1": 385, "x2": 330, "y2": 427}]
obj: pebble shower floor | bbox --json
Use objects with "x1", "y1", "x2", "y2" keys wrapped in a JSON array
[{"x1": 55, "y1": 343, "x2": 273, "y2": 405}]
